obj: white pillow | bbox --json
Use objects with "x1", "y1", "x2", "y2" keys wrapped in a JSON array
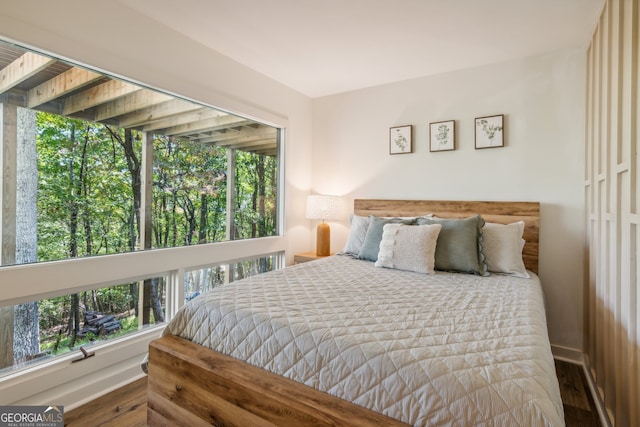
[
  {"x1": 341, "y1": 214, "x2": 370, "y2": 256},
  {"x1": 482, "y1": 221, "x2": 530, "y2": 278},
  {"x1": 375, "y1": 223, "x2": 442, "y2": 274}
]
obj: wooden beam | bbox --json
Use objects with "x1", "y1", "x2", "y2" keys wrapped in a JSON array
[
  {"x1": 26, "y1": 67, "x2": 102, "y2": 108},
  {"x1": 206, "y1": 139, "x2": 277, "y2": 151},
  {"x1": 62, "y1": 80, "x2": 140, "y2": 115},
  {"x1": 139, "y1": 108, "x2": 222, "y2": 132},
  {"x1": 161, "y1": 115, "x2": 251, "y2": 137},
  {"x1": 232, "y1": 143, "x2": 277, "y2": 154},
  {"x1": 252, "y1": 149, "x2": 277, "y2": 156},
  {"x1": 229, "y1": 141, "x2": 277, "y2": 151},
  {"x1": 226, "y1": 149, "x2": 236, "y2": 241},
  {"x1": 0, "y1": 90, "x2": 27, "y2": 108},
  {"x1": 117, "y1": 99, "x2": 202, "y2": 128},
  {"x1": 0, "y1": 52, "x2": 55, "y2": 95},
  {"x1": 198, "y1": 129, "x2": 277, "y2": 145},
  {"x1": 0, "y1": 101, "x2": 17, "y2": 369},
  {"x1": 140, "y1": 132, "x2": 153, "y2": 251},
  {"x1": 93, "y1": 90, "x2": 173, "y2": 122},
  {"x1": 0, "y1": 102, "x2": 17, "y2": 264}
]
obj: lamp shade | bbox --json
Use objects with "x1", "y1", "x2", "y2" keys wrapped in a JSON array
[{"x1": 306, "y1": 195, "x2": 342, "y2": 221}]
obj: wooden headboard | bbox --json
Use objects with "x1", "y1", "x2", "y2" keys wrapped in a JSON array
[{"x1": 354, "y1": 199, "x2": 540, "y2": 274}]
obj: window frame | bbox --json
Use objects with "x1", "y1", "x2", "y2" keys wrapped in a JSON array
[{"x1": 0, "y1": 37, "x2": 288, "y2": 403}]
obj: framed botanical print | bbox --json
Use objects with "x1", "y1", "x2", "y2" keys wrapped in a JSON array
[
  {"x1": 475, "y1": 114, "x2": 504, "y2": 149},
  {"x1": 429, "y1": 120, "x2": 455, "y2": 152},
  {"x1": 389, "y1": 125, "x2": 413, "y2": 154}
]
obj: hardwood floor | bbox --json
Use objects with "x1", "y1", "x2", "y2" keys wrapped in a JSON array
[
  {"x1": 555, "y1": 360, "x2": 601, "y2": 427},
  {"x1": 64, "y1": 360, "x2": 601, "y2": 426},
  {"x1": 64, "y1": 377, "x2": 147, "y2": 427}
]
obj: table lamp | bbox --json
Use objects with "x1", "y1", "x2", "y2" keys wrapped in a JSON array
[{"x1": 306, "y1": 195, "x2": 342, "y2": 256}]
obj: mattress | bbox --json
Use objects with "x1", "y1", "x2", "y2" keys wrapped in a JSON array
[{"x1": 163, "y1": 255, "x2": 564, "y2": 426}]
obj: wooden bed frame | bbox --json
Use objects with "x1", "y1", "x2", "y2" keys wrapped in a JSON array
[{"x1": 147, "y1": 199, "x2": 540, "y2": 426}]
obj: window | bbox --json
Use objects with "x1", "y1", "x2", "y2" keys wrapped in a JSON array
[
  {"x1": 3, "y1": 279, "x2": 167, "y2": 373},
  {"x1": 0, "y1": 253, "x2": 279, "y2": 375},
  {"x1": 0, "y1": 39, "x2": 283, "y2": 374},
  {"x1": 185, "y1": 254, "x2": 280, "y2": 302}
]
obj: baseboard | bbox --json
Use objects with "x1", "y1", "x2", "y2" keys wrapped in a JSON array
[
  {"x1": 581, "y1": 358, "x2": 612, "y2": 427},
  {"x1": 551, "y1": 346, "x2": 611, "y2": 427},
  {"x1": 551, "y1": 344, "x2": 584, "y2": 364}
]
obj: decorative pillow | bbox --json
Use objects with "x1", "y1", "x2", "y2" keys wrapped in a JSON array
[
  {"x1": 416, "y1": 215, "x2": 488, "y2": 275},
  {"x1": 375, "y1": 223, "x2": 442, "y2": 274},
  {"x1": 341, "y1": 214, "x2": 371, "y2": 256},
  {"x1": 358, "y1": 216, "x2": 416, "y2": 261},
  {"x1": 482, "y1": 221, "x2": 530, "y2": 278},
  {"x1": 392, "y1": 214, "x2": 433, "y2": 221},
  {"x1": 341, "y1": 214, "x2": 429, "y2": 257}
]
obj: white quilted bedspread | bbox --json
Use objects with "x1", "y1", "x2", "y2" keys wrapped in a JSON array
[{"x1": 163, "y1": 255, "x2": 564, "y2": 426}]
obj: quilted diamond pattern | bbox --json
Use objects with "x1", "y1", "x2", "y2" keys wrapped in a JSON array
[{"x1": 164, "y1": 255, "x2": 564, "y2": 426}]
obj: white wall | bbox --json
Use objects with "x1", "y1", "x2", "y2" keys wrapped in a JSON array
[
  {"x1": 0, "y1": 0, "x2": 314, "y2": 263},
  {"x1": 0, "y1": 0, "x2": 586, "y2": 400},
  {"x1": 312, "y1": 49, "x2": 586, "y2": 352}
]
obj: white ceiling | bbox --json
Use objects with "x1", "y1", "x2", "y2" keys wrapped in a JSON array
[{"x1": 119, "y1": 0, "x2": 603, "y2": 98}]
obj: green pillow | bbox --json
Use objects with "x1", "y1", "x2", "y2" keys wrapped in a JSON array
[
  {"x1": 416, "y1": 215, "x2": 488, "y2": 275},
  {"x1": 358, "y1": 216, "x2": 416, "y2": 261}
]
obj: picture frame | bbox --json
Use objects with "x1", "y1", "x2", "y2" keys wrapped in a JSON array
[
  {"x1": 475, "y1": 114, "x2": 504, "y2": 149},
  {"x1": 429, "y1": 120, "x2": 455, "y2": 152},
  {"x1": 389, "y1": 125, "x2": 413, "y2": 154}
]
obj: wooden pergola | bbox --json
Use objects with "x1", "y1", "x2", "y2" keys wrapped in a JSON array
[{"x1": 0, "y1": 43, "x2": 278, "y2": 156}]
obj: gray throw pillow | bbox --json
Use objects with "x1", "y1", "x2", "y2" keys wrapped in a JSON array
[
  {"x1": 416, "y1": 215, "x2": 488, "y2": 275},
  {"x1": 341, "y1": 214, "x2": 371, "y2": 256},
  {"x1": 358, "y1": 216, "x2": 416, "y2": 261}
]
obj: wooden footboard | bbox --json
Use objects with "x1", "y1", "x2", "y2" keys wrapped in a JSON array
[{"x1": 147, "y1": 335, "x2": 408, "y2": 426}]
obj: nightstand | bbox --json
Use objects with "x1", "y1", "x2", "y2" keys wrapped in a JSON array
[{"x1": 294, "y1": 251, "x2": 334, "y2": 264}]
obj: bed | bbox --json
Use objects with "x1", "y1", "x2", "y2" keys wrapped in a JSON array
[{"x1": 146, "y1": 199, "x2": 563, "y2": 426}]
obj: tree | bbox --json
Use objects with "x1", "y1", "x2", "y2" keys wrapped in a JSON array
[
  {"x1": 66, "y1": 121, "x2": 87, "y2": 347},
  {"x1": 103, "y1": 126, "x2": 156, "y2": 322},
  {"x1": 13, "y1": 107, "x2": 39, "y2": 363}
]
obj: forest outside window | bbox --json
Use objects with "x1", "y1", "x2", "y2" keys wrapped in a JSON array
[{"x1": 0, "y1": 39, "x2": 282, "y2": 373}]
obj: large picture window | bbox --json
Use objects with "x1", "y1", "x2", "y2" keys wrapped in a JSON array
[{"x1": 0, "y1": 39, "x2": 282, "y2": 373}]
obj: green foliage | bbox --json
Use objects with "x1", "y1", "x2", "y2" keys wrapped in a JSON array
[
  {"x1": 36, "y1": 113, "x2": 136, "y2": 260},
  {"x1": 152, "y1": 135, "x2": 229, "y2": 247},
  {"x1": 234, "y1": 150, "x2": 278, "y2": 239},
  {"x1": 32, "y1": 111, "x2": 278, "y2": 358},
  {"x1": 36, "y1": 112, "x2": 278, "y2": 260}
]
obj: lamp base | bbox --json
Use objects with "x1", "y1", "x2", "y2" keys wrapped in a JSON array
[{"x1": 316, "y1": 222, "x2": 331, "y2": 256}]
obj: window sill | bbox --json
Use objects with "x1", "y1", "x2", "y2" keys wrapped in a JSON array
[{"x1": 0, "y1": 325, "x2": 163, "y2": 408}]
